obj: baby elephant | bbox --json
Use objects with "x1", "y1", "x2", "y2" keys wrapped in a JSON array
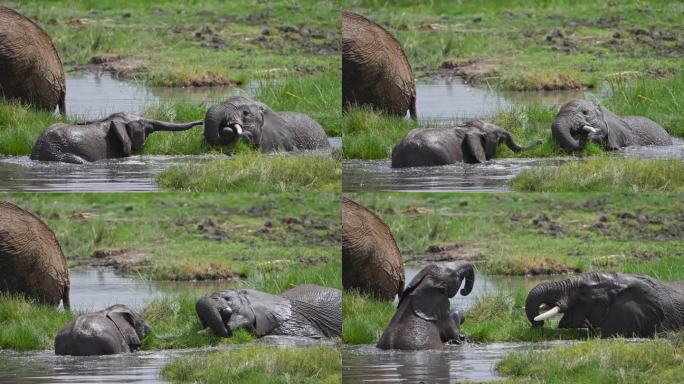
[
  {"x1": 31, "y1": 112, "x2": 202, "y2": 163},
  {"x1": 552, "y1": 99, "x2": 673, "y2": 152},
  {"x1": 196, "y1": 284, "x2": 341, "y2": 339},
  {"x1": 55, "y1": 304, "x2": 151, "y2": 356},
  {"x1": 203, "y1": 96, "x2": 329, "y2": 152},
  {"x1": 391, "y1": 120, "x2": 541, "y2": 168},
  {"x1": 377, "y1": 262, "x2": 475, "y2": 350}
]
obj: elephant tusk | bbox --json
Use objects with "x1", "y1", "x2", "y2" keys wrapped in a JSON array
[
  {"x1": 221, "y1": 306, "x2": 233, "y2": 315},
  {"x1": 232, "y1": 124, "x2": 243, "y2": 135},
  {"x1": 582, "y1": 125, "x2": 598, "y2": 134},
  {"x1": 534, "y1": 306, "x2": 561, "y2": 321}
]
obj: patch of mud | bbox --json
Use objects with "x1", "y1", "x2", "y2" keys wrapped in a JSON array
[
  {"x1": 73, "y1": 54, "x2": 148, "y2": 81},
  {"x1": 511, "y1": 212, "x2": 565, "y2": 237},
  {"x1": 435, "y1": 60, "x2": 500, "y2": 84},
  {"x1": 410, "y1": 243, "x2": 485, "y2": 262},
  {"x1": 73, "y1": 248, "x2": 150, "y2": 274},
  {"x1": 520, "y1": 258, "x2": 582, "y2": 275}
]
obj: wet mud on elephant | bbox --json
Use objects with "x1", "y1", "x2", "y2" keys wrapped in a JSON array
[
  {"x1": 31, "y1": 112, "x2": 202, "y2": 163},
  {"x1": 526, "y1": 271, "x2": 684, "y2": 338},
  {"x1": 196, "y1": 284, "x2": 341, "y2": 339},
  {"x1": 0, "y1": 6, "x2": 66, "y2": 114},
  {"x1": 55, "y1": 304, "x2": 151, "y2": 356},
  {"x1": 203, "y1": 96, "x2": 329, "y2": 152},
  {"x1": 391, "y1": 120, "x2": 541, "y2": 168},
  {"x1": 342, "y1": 11, "x2": 416, "y2": 119},
  {"x1": 377, "y1": 262, "x2": 475, "y2": 350},
  {"x1": 552, "y1": 99, "x2": 673, "y2": 152}
]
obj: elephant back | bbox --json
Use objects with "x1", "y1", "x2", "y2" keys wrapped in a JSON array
[
  {"x1": 0, "y1": 6, "x2": 66, "y2": 113},
  {"x1": 0, "y1": 201, "x2": 70, "y2": 306},
  {"x1": 342, "y1": 198, "x2": 405, "y2": 300},
  {"x1": 342, "y1": 11, "x2": 416, "y2": 117}
]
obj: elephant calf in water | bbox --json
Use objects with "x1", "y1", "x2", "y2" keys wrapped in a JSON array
[
  {"x1": 526, "y1": 271, "x2": 684, "y2": 338},
  {"x1": 552, "y1": 99, "x2": 673, "y2": 152},
  {"x1": 377, "y1": 262, "x2": 475, "y2": 350},
  {"x1": 203, "y1": 96, "x2": 330, "y2": 152},
  {"x1": 55, "y1": 304, "x2": 151, "y2": 356},
  {"x1": 391, "y1": 120, "x2": 541, "y2": 168},
  {"x1": 31, "y1": 112, "x2": 202, "y2": 163},
  {"x1": 196, "y1": 284, "x2": 341, "y2": 338}
]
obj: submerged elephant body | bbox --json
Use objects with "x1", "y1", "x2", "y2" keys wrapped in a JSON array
[
  {"x1": 377, "y1": 262, "x2": 475, "y2": 350},
  {"x1": 342, "y1": 197, "x2": 404, "y2": 300},
  {"x1": 552, "y1": 99, "x2": 672, "y2": 152},
  {"x1": 526, "y1": 271, "x2": 684, "y2": 337},
  {"x1": 0, "y1": 201, "x2": 70, "y2": 308},
  {"x1": 203, "y1": 96, "x2": 329, "y2": 152},
  {"x1": 31, "y1": 112, "x2": 202, "y2": 163},
  {"x1": 55, "y1": 304, "x2": 151, "y2": 356},
  {"x1": 196, "y1": 284, "x2": 341, "y2": 339},
  {"x1": 392, "y1": 121, "x2": 541, "y2": 168},
  {"x1": 0, "y1": 6, "x2": 66, "y2": 114},
  {"x1": 342, "y1": 11, "x2": 416, "y2": 119}
]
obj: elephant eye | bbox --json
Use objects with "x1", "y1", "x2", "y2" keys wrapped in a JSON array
[
  {"x1": 242, "y1": 110, "x2": 250, "y2": 116},
  {"x1": 582, "y1": 110, "x2": 589, "y2": 115}
]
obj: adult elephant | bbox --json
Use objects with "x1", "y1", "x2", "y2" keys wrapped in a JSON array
[
  {"x1": 203, "y1": 96, "x2": 329, "y2": 152},
  {"x1": 196, "y1": 284, "x2": 341, "y2": 339},
  {"x1": 526, "y1": 271, "x2": 684, "y2": 338},
  {"x1": 342, "y1": 11, "x2": 416, "y2": 119},
  {"x1": 391, "y1": 120, "x2": 542, "y2": 168},
  {"x1": 552, "y1": 99, "x2": 673, "y2": 152},
  {"x1": 342, "y1": 197, "x2": 404, "y2": 300},
  {"x1": 55, "y1": 304, "x2": 151, "y2": 356},
  {"x1": 0, "y1": 201, "x2": 70, "y2": 308},
  {"x1": 31, "y1": 112, "x2": 202, "y2": 163},
  {"x1": 377, "y1": 262, "x2": 475, "y2": 350},
  {"x1": 0, "y1": 6, "x2": 66, "y2": 114}
]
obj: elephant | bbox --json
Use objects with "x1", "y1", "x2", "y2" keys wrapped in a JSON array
[
  {"x1": 55, "y1": 304, "x2": 151, "y2": 356},
  {"x1": 525, "y1": 271, "x2": 684, "y2": 338},
  {"x1": 196, "y1": 284, "x2": 341, "y2": 339},
  {"x1": 0, "y1": 201, "x2": 70, "y2": 308},
  {"x1": 30, "y1": 112, "x2": 203, "y2": 163},
  {"x1": 551, "y1": 99, "x2": 673, "y2": 152},
  {"x1": 343, "y1": 11, "x2": 417, "y2": 119},
  {"x1": 203, "y1": 96, "x2": 329, "y2": 152},
  {"x1": 0, "y1": 6, "x2": 66, "y2": 114},
  {"x1": 342, "y1": 197, "x2": 404, "y2": 300},
  {"x1": 377, "y1": 262, "x2": 475, "y2": 350},
  {"x1": 391, "y1": 120, "x2": 542, "y2": 168}
]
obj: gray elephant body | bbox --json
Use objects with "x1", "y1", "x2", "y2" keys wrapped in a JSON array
[
  {"x1": 196, "y1": 284, "x2": 341, "y2": 339},
  {"x1": 392, "y1": 121, "x2": 541, "y2": 168},
  {"x1": 0, "y1": 6, "x2": 66, "y2": 114},
  {"x1": 31, "y1": 112, "x2": 202, "y2": 163},
  {"x1": 55, "y1": 304, "x2": 151, "y2": 356},
  {"x1": 203, "y1": 96, "x2": 329, "y2": 152},
  {"x1": 526, "y1": 271, "x2": 684, "y2": 338},
  {"x1": 552, "y1": 100, "x2": 672, "y2": 152},
  {"x1": 377, "y1": 262, "x2": 475, "y2": 350}
]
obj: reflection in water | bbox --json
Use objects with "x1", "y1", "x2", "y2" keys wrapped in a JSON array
[
  {"x1": 342, "y1": 342, "x2": 563, "y2": 383},
  {"x1": 343, "y1": 157, "x2": 571, "y2": 192}
]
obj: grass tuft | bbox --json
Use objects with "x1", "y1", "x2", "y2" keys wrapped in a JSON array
[{"x1": 0, "y1": 294, "x2": 73, "y2": 351}]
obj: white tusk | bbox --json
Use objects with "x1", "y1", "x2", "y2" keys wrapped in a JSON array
[
  {"x1": 221, "y1": 307, "x2": 232, "y2": 315},
  {"x1": 233, "y1": 124, "x2": 243, "y2": 135},
  {"x1": 582, "y1": 125, "x2": 597, "y2": 133},
  {"x1": 534, "y1": 306, "x2": 561, "y2": 321}
]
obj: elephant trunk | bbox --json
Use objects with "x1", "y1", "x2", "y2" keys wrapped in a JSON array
[
  {"x1": 503, "y1": 133, "x2": 542, "y2": 153},
  {"x1": 146, "y1": 119, "x2": 203, "y2": 132},
  {"x1": 204, "y1": 104, "x2": 236, "y2": 145},
  {"x1": 195, "y1": 297, "x2": 230, "y2": 337},
  {"x1": 455, "y1": 262, "x2": 475, "y2": 296},
  {"x1": 525, "y1": 279, "x2": 574, "y2": 326},
  {"x1": 551, "y1": 115, "x2": 584, "y2": 152}
]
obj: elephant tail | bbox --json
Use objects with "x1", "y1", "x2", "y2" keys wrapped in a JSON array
[
  {"x1": 409, "y1": 94, "x2": 417, "y2": 120},
  {"x1": 61, "y1": 284, "x2": 70, "y2": 311},
  {"x1": 58, "y1": 90, "x2": 66, "y2": 117}
]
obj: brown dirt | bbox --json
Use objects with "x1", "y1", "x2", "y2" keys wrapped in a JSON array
[
  {"x1": 76, "y1": 248, "x2": 151, "y2": 273},
  {"x1": 521, "y1": 258, "x2": 582, "y2": 276},
  {"x1": 409, "y1": 243, "x2": 484, "y2": 262},
  {"x1": 435, "y1": 59, "x2": 500, "y2": 84}
]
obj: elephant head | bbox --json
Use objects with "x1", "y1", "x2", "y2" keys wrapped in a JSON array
[
  {"x1": 551, "y1": 99, "x2": 632, "y2": 152},
  {"x1": 196, "y1": 289, "x2": 291, "y2": 337},
  {"x1": 204, "y1": 96, "x2": 272, "y2": 146},
  {"x1": 525, "y1": 272, "x2": 671, "y2": 337},
  {"x1": 463, "y1": 121, "x2": 542, "y2": 161},
  {"x1": 105, "y1": 304, "x2": 151, "y2": 349},
  {"x1": 400, "y1": 262, "x2": 475, "y2": 321},
  {"x1": 96, "y1": 112, "x2": 203, "y2": 154}
]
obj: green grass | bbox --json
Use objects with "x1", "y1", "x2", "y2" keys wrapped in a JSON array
[
  {"x1": 497, "y1": 333, "x2": 684, "y2": 384},
  {"x1": 512, "y1": 158, "x2": 684, "y2": 192},
  {"x1": 161, "y1": 345, "x2": 341, "y2": 384},
  {"x1": 342, "y1": 291, "x2": 396, "y2": 344},
  {"x1": 157, "y1": 152, "x2": 341, "y2": 192},
  {"x1": 7, "y1": 0, "x2": 339, "y2": 87},
  {"x1": 0, "y1": 294, "x2": 73, "y2": 351},
  {"x1": 3, "y1": 193, "x2": 340, "y2": 281}
]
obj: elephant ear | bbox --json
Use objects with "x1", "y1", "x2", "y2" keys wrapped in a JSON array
[
  {"x1": 107, "y1": 310, "x2": 141, "y2": 349},
  {"x1": 110, "y1": 121, "x2": 132, "y2": 156},
  {"x1": 400, "y1": 265, "x2": 450, "y2": 321},
  {"x1": 602, "y1": 283, "x2": 664, "y2": 337},
  {"x1": 398, "y1": 264, "x2": 436, "y2": 305},
  {"x1": 463, "y1": 132, "x2": 487, "y2": 163},
  {"x1": 244, "y1": 291, "x2": 291, "y2": 336}
]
